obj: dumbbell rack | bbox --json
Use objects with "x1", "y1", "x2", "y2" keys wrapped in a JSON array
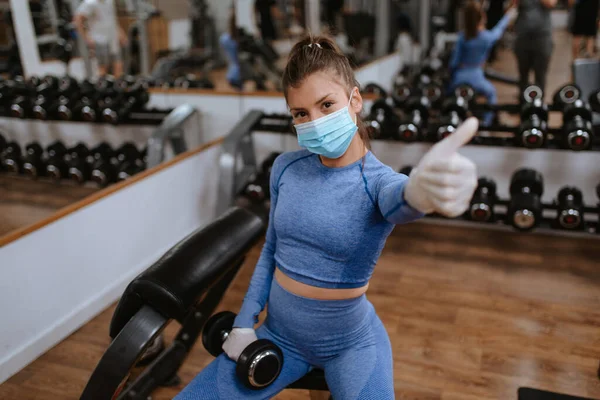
[{"x1": 217, "y1": 111, "x2": 600, "y2": 238}]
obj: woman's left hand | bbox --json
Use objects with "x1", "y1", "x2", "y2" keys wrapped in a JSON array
[{"x1": 404, "y1": 118, "x2": 479, "y2": 218}]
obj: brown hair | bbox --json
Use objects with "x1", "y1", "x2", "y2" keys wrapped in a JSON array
[
  {"x1": 464, "y1": 1, "x2": 483, "y2": 40},
  {"x1": 282, "y1": 35, "x2": 370, "y2": 149}
]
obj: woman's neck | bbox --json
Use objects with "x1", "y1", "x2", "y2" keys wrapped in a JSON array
[{"x1": 319, "y1": 134, "x2": 367, "y2": 168}]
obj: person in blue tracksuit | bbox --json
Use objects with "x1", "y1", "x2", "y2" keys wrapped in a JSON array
[
  {"x1": 220, "y1": 7, "x2": 243, "y2": 90},
  {"x1": 449, "y1": 0, "x2": 518, "y2": 126}
]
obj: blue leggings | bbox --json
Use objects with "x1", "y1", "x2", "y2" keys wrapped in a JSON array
[
  {"x1": 451, "y1": 68, "x2": 497, "y2": 126},
  {"x1": 175, "y1": 278, "x2": 394, "y2": 400}
]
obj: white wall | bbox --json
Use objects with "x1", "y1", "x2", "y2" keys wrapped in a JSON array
[
  {"x1": 0, "y1": 144, "x2": 222, "y2": 385},
  {"x1": 168, "y1": 19, "x2": 192, "y2": 51},
  {"x1": 355, "y1": 52, "x2": 403, "y2": 94}
]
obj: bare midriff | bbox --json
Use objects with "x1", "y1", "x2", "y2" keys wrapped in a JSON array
[{"x1": 275, "y1": 267, "x2": 369, "y2": 300}]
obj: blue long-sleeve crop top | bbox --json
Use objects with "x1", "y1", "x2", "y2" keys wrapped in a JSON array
[
  {"x1": 449, "y1": 13, "x2": 511, "y2": 71},
  {"x1": 233, "y1": 150, "x2": 424, "y2": 328}
]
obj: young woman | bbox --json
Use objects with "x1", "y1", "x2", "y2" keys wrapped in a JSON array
[
  {"x1": 449, "y1": 0, "x2": 517, "y2": 126},
  {"x1": 175, "y1": 35, "x2": 478, "y2": 400}
]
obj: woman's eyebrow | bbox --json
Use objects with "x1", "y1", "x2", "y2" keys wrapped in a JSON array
[{"x1": 289, "y1": 93, "x2": 334, "y2": 112}]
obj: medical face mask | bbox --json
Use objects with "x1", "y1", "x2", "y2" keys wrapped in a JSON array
[{"x1": 294, "y1": 92, "x2": 358, "y2": 159}]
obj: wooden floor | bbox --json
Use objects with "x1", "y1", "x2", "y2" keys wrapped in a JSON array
[{"x1": 2, "y1": 30, "x2": 600, "y2": 400}]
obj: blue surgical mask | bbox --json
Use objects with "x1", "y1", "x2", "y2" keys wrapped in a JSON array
[{"x1": 294, "y1": 92, "x2": 358, "y2": 159}]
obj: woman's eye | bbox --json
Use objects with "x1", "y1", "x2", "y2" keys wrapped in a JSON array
[
  {"x1": 323, "y1": 102, "x2": 333, "y2": 109},
  {"x1": 294, "y1": 111, "x2": 307, "y2": 119}
]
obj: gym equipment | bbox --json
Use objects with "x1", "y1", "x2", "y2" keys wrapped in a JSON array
[
  {"x1": 202, "y1": 311, "x2": 283, "y2": 390},
  {"x1": 507, "y1": 169, "x2": 544, "y2": 232},
  {"x1": 454, "y1": 84, "x2": 475, "y2": 103},
  {"x1": 0, "y1": 133, "x2": 6, "y2": 157},
  {"x1": 398, "y1": 165, "x2": 413, "y2": 176},
  {"x1": 562, "y1": 99, "x2": 594, "y2": 151},
  {"x1": 518, "y1": 98, "x2": 549, "y2": 149},
  {"x1": 67, "y1": 143, "x2": 92, "y2": 184},
  {"x1": 555, "y1": 187, "x2": 584, "y2": 230},
  {"x1": 589, "y1": 89, "x2": 600, "y2": 112},
  {"x1": 46, "y1": 141, "x2": 68, "y2": 181},
  {"x1": 102, "y1": 81, "x2": 150, "y2": 125},
  {"x1": 115, "y1": 143, "x2": 144, "y2": 182},
  {"x1": 90, "y1": 146, "x2": 118, "y2": 188},
  {"x1": 1, "y1": 141, "x2": 21, "y2": 174},
  {"x1": 435, "y1": 96, "x2": 468, "y2": 141},
  {"x1": 9, "y1": 95, "x2": 32, "y2": 119},
  {"x1": 469, "y1": 178, "x2": 497, "y2": 223},
  {"x1": 363, "y1": 83, "x2": 388, "y2": 98},
  {"x1": 392, "y1": 66, "x2": 413, "y2": 105},
  {"x1": 243, "y1": 152, "x2": 279, "y2": 203},
  {"x1": 552, "y1": 84, "x2": 581, "y2": 111},
  {"x1": 398, "y1": 96, "x2": 429, "y2": 142},
  {"x1": 365, "y1": 99, "x2": 399, "y2": 140},
  {"x1": 22, "y1": 143, "x2": 46, "y2": 179},
  {"x1": 522, "y1": 85, "x2": 543, "y2": 104}
]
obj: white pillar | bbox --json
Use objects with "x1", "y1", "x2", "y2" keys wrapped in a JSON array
[
  {"x1": 305, "y1": 0, "x2": 320, "y2": 34},
  {"x1": 8, "y1": 0, "x2": 40, "y2": 77},
  {"x1": 375, "y1": 0, "x2": 390, "y2": 57}
]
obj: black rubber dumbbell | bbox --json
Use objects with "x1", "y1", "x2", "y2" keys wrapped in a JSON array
[
  {"x1": 202, "y1": 311, "x2": 283, "y2": 390},
  {"x1": 562, "y1": 99, "x2": 594, "y2": 151},
  {"x1": 1, "y1": 141, "x2": 22, "y2": 174},
  {"x1": 102, "y1": 81, "x2": 150, "y2": 125},
  {"x1": 363, "y1": 83, "x2": 388, "y2": 98},
  {"x1": 398, "y1": 96, "x2": 429, "y2": 142},
  {"x1": 65, "y1": 143, "x2": 90, "y2": 184},
  {"x1": 435, "y1": 96, "x2": 468, "y2": 141},
  {"x1": 392, "y1": 66, "x2": 413, "y2": 106},
  {"x1": 261, "y1": 152, "x2": 280, "y2": 178},
  {"x1": 22, "y1": 143, "x2": 46, "y2": 179},
  {"x1": 522, "y1": 85, "x2": 543, "y2": 105},
  {"x1": 507, "y1": 169, "x2": 544, "y2": 232},
  {"x1": 552, "y1": 83, "x2": 580, "y2": 111},
  {"x1": 90, "y1": 143, "x2": 119, "y2": 187},
  {"x1": 9, "y1": 95, "x2": 32, "y2": 119},
  {"x1": 398, "y1": 165, "x2": 413, "y2": 176},
  {"x1": 115, "y1": 143, "x2": 144, "y2": 182},
  {"x1": 454, "y1": 84, "x2": 475, "y2": 103},
  {"x1": 244, "y1": 173, "x2": 270, "y2": 203},
  {"x1": 46, "y1": 141, "x2": 69, "y2": 181},
  {"x1": 589, "y1": 89, "x2": 600, "y2": 113},
  {"x1": 555, "y1": 186, "x2": 584, "y2": 230},
  {"x1": 421, "y1": 82, "x2": 442, "y2": 105},
  {"x1": 0, "y1": 133, "x2": 6, "y2": 155},
  {"x1": 469, "y1": 178, "x2": 497, "y2": 223},
  {"x1": 518, "y1": 98, "x2": 548, "y2": 148},
  {"x1": 365, "y1": 99, "x2": 399, "y2": 140}
]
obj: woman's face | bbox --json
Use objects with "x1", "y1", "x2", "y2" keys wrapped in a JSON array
[{"x1": 287, "y1": 71, "x2": 363, "y2": 126}]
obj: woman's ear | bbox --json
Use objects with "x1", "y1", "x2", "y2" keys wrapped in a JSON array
[{"x1": 351, "y1": 86, "x2": 363, "y2": 114}]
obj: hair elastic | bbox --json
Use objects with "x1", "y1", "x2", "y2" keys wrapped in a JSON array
[{"x1": 307, "y1": 43, "x2": 322, "y2": 49}]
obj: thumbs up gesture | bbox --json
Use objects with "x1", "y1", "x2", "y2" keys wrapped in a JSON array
[{"x1": 404, "y1": 117, "x2": 479, "y2": 217}]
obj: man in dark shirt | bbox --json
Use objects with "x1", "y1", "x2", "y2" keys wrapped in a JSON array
[{"x1": 513, "y1": 0, "x2": 557, "y2": 97}]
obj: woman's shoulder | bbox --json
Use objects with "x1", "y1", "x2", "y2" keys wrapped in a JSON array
[{"x1": 271, "y1": 149, "x2": 313, "y2": 175}]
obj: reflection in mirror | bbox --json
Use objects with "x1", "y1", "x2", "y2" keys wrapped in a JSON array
[{"x1": 0, "y1": 2, "x2": 23, "y2": 76}]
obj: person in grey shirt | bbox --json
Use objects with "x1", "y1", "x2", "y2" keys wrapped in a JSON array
[{"x1": 513, "y1": 0, "x2": 557, "y2": 97}]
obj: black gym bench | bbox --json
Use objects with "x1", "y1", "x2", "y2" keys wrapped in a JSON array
[{"x1": 80, "y1": 206, "x2": 332, "y2": 399}]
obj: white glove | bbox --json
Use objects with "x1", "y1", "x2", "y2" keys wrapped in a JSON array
[
  {"x1": 404, "y1": 117, "x2": 479, "y2": 218},
  {"x1": 222, "y1": 328, "x2": 258, "y2": 361}
]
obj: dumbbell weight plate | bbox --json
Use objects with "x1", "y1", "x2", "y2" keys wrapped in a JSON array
[
  {"x1": 236, "y1": 339, "x2": 283, "y2": 390},
  {"x1": 589, "y1": 90, "x2": 600, "y2": 112},
  {"x1": 557, "y1": 187, "x2": 583, "y2": 229},
  {"x1": 509, "y1": 193, "x2": 542, "y2": 231},
  {"x1": 556, "y1": 84, "x2": 580, "y2": 106},
  {"x1": 523, "y1": 85, "x2": 543, "y2": 104},
  {"x1": 201, "y1": 311, "x2": 236, "y2": 358},
  {"x1": 454, "y1": 84, "x2": 475, "y2": 102},
  {"x1": 510, "y1": 169, "x2": 544, "y2": 197}
]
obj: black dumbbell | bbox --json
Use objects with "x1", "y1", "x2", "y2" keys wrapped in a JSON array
[
  {"x1": 0, "y1": 133, "x2": 6, "y2": 154},
  {"x1": 66, "y1": 143, "x2": 93, "y2": 184},
  {"x1": 1, "y1": 141, "x2": 22, "y2": 174},
  {"x1": 454, "y1": 84, "x2": 475, "y2": 103},
  {"x1": 244, "y1": 173, "x2": 270, "y2": 203},
  {"x1": 46, "y1": 141, "x2": 69, "y2": 181},
  {"x1": 116, "y1": 143, "x2": 144, "y2": 182},
  {"x1": 518, "y1": 98, "x2": 548, "y2": 148},
  {"x1": 90, "y1": 144, "x2": 119, "y2": 187},
  {"x1": 202, "y1": 311, "x2": 283, "y2": 390},
  {"x1": 589, "y1": 89, "x2": 600, "y2": 113},
  {"x1": 261, "y1": 152, "x2": 280, "y2": 178},
  {"x1": 422, "y1": 82, "x2": 442, "y2": 105},
  {"x1": 562, "y1": 99, "x2": 593, "y2": 151},
  {"x1": 553, "y1": 83, "x2": 580, "y2": 111},
  {"x1": 522, "y1": 85, "x2": 543, "y2": 105},
  {"x1": 363, "y1": 83, "x2": 388, "y2": 98},
  {"x1": 22, "y1": 143, "x2": 46, "y2": 179},
  {"x1": 435, "y1": 96, "x2": 468, "y2": 141},
  {"x1": 398, "y1": 96, "x2": 429, "y2": 142},
  {"x1": 555, "y1": 186, "x2": 584, "y2": 230},
  {"x1": 398, "y1": 165, "x2": 413, "y2": 176},
  {"x1": 469, "y1": 178, "x2": 497, "y2": 223},
  {"x1": 365, "y1": 99, "x2": 398, "y2": 140},
  {"x1": 10, "y1": 95, "x2": 32, "y2": 119},
  {"x1": 507, "y1": 169, "x2": 544, "y2": 232},
  {"x1": 59, "y1": 80, "x2": 96, "y2": 121},
  {"x1": 102, "y1": 82, "x2": 150, "y2": 125}
]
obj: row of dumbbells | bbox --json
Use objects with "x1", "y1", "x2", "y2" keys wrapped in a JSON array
[
  {"x1": 0, "y1": 135, "x2": 146, "y2": 187},
  {"x1": 0, "y1": 74, "x2": 151, "y2": 125},
  {"x1": 365, "y1": 83, "x2": 598, "y2": 151},
  {"x1": 399, "y1": 165, "x2": 599, "y2": 233}
]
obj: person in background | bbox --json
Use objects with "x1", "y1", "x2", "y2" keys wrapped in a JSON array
[
  {"x1": 220, "y1": 6, "x2": 243, "y2": 91},
  {"x1": 73, "y1": 0, "x2": 127, "y2": 78},
  {"x1": 323, "y1": 0, "x2": 345, "y2": 35},
  {"x1": 569, "y1": 0, "x2": 600, "y2": 59},
  {"x1": 513, "y1": 0, "x2": 557, "y2": 98},
  {"x1": 449, "y1": 0, "x2": 517, "y2": 126},
  {"x1": 486, "y1": 0, "x2": 508, "y2": 63},
  {"x1": 255, "y1": 0, "x2": 281, "y2": 44}
]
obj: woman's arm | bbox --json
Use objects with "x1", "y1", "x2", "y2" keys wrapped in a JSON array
[
  {"x1": 449, "y1": 33, "x2": 464, "y2": 73},
  {"x1": 489, "y1": 12, "x2": 513, "y2": 42},
  {"x1": 233, "y1": 158, "x2": 281, "y2": 328},
  {"x1": 376, "y1": 169, "x2": 425, "y2": 225}
]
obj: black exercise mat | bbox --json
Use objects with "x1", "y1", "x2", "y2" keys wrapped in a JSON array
[{"x1": 518, "y1": 387, "x2": 598, "y2": 400}]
